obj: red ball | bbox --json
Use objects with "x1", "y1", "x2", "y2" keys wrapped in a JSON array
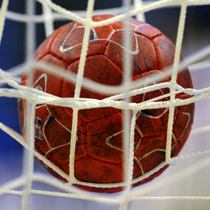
[{"x1": 19, "y1": 15, "x2": 194, "y2": 192}]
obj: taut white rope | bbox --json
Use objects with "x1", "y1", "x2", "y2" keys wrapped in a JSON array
[{"x1": 0, "y1": 0, "x2": 9, "y2": 44}]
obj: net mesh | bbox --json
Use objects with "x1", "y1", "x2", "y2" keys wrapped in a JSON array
[{"x1": 1, "y1": 0, "x2": 210, "y2": 209}]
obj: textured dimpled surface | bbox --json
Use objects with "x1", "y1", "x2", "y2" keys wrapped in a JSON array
[{"x1": 19, "y1": 15, "x2": 194, "y2": 192}]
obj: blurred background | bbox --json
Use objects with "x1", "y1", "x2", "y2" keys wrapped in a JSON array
[{"x1": 0, "y1": 0, "x2": 210, "y2": 209}]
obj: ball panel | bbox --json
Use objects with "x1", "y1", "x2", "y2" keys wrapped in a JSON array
[
  {"x1": 34, "y1": 28, "x2": 61, "y2": 60},
  {"x1": 49, "y1": 22, "x2": 75, "y2": 64},
  {"x1": 153, "y1": 34, "x2": 175, "y2": 71},
  {"x1": 46, "y1": 143, "x2": 87, "y2": 175},
  {"x1": 134, "y1": 133, "x2": 166, "y2": 173},
  {"x1": 176, "y1": 69, "x2": 194, "y2": 89},
  {"x1": 152, "y1": 33, "x2": 194, "y2": 158},
  {"x1": 135, "y1": 23, "x2": 162, "y2": 39},
  {"x1": 105, "y1": 31, "x2": 158, "y2": 77},
  {"x1": 75, "y1": 156, "x2": 122, "y2": 184},
  {"x1": 172, "y1": 101, "x2": 195, "y2": 155},
  {"x1": 135, "y1": 112, "x2": 167, "y2": 137},
  {"x1": 34, "y1": 54, "x2": 68, "y2": 96},
  {"x1": 50, "y1": 22, "x2": 109, "y2": 65},
  {"x1": 94, "y1": 25, "x2": 114, "y2": 39},
  {"x1": 19, "y1": 14, "x2": 195, "y2": 192},
  {"x1": 62, "y1": 55, "x2": 122, "y2": 99},
  {"x1": 140, "y1": 150, "x2": 165, "y2": 173},
  {"x1": 43, "y1": 113, "x2": 71, "y2": 149},
  {"x1": 153, "y1": 34, "x2": 193, "y2": 89},
  {"x1": 104, "y1": 30, "x2": 137, "y2": 70},
  {"x1": 87, "y1": 112, "x2": 123, "y2": 164},
  {"x1": 135, "y1": 133, "x2": 166, "y2": 158},
  {"x1": 133, "y1": 34, "x2": 158, "y2": 75},
  {"x1": 47, "y1": 106, "x2": 88, "y2": 145},
  {"x1": 62, "y1": 55, "x2": 122, "y2": 122}
]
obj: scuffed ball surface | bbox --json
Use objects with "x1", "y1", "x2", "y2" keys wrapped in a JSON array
[{"x1": 19, "y1": 15, "x2": 194, "y2": 192}]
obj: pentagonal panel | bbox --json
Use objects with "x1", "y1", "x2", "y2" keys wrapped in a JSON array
[
  {"x1": 134, "y1": 133, "x2": 166, "y2": 173},
  {"x1": 87, "y1": 112, "x2": 141, "y2": 164},
  {"x1": 50, "y1": 22, "x2": 108, "y2": 65},
  {"x1": 105, "y1": 30, "x2": 158, "y2": 76}
]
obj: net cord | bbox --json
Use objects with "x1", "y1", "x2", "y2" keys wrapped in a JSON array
[
  {"x1": 68, "y1": 0, "x2": 95, "y2": 183},
  {"x1": 0, "y1": 0, "x2": 9, "y2": 44},
  {"x1": 165, "y1": 0, "x2": 187, "y2": 162},
  {"x1": 21, "y1": 0, "x2": 37, "y2": 209}
]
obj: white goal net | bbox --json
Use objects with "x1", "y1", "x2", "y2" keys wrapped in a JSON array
[{"x1": 0, "y1": 0, "x2": 210, "y2": 210}]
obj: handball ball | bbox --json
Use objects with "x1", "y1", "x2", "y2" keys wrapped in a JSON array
[{"x1": 19, "y1": 15, "x2": 194, "y2": 192}]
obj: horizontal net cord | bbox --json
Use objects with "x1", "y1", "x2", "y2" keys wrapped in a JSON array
[
  {"x1": 130, "y1": 196, "x2": 210, "y2": 201},
  {"x1": 1, "y1": 68, "x2": 199, "y2": 111},
  {"x1": 2, "y1": 150, "x2": 210, "y2": 201},
  {"x1": 3, "y1": 59, "x2": 210, "y2": 81},
  {"x1": 0, "y1": 8, "x2": 128, "y2": 23},
  {"x1": 3, "y1": 190, "x2": 210, "y2": 203},
  {"x1": 3, "y1": 43, "x2": 209, "y2": 97},
  {"x1": 0, "y1": 57, "x2": 208, "y2": 91},
  {"x1": 0, "y1": 83, "x2": 207, "y2": 112},
  {"x1": 0, "y1": 67, "x2": 198, "y2": 105},
  {"x1": 189, "y1": 60, "x2": 210, "y2": 71},
  {"x1": 2, "y1": 0, "x2": 210, "y2": 24},
  {"x1": 0, "y1": 171, "x2": 121, "y2": 203},
  {"x1": 0, "y1": 122, "x2": 70, "y2": 181},
  {"x1": 192, "y1": 125, "x2": 210, "y2": 135},
  {"x1": 91, "y1": 0, "x2": 210, "y2": 27},
  {"x1": 174, "y1": 148, "x2": 210, "y2": 161},
  {"x1": 0, "y1": 175, "x2": 119, "y2": 204},
  {"x1": 3, "y1": 189, "x2": 210, "y2": 202},
  {"x1": 0, "y1": 189, "x2": 119, "y2": 203},
  {"x1": 1, "y1": 119, "x2": 210, "y2": 190},
  {"x1": 2, "y1": 116, "x2": 210, "y2": 182},
  {"x1": 32, "y1": 173, "x2": 122, "y2": 203},
  {"x1": 130, "y1": 154, "x2": 210, "y2": 198},
  {"x1": 36, "y1": 0, "x2": 85, "y2": 24},
  {"x1": 36, "y1": 0, "x2": 210, "y2": 28},
  {"x1": 0, "y1": 176, "x2": 25, "y2": 196},
  {"x1": 0, "y1": 84, "x2": 207, "y2": 117}
]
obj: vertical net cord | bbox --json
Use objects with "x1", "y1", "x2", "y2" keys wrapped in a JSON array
[
  {"x1": 134, "y1": 0, "x2": 145, "y2": 22},
  {"x1": 42, "y1": 2, "x2": 54, "y2": 37},
  {"x1": 120, "y1": 0, "x2": 134, "y2": 209},
  {"x1": 21, "y1": 0, "x2": 36, "y2": 209},
  {"x1": 165, "y1": 0, "x2": 188, "y2": 162},
  {"x1": 68, "y1": 0, "x2": 95, "y2": 182},
  {"x1": 0, "y1": 0, "x2": 9, "y2": 44}
]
